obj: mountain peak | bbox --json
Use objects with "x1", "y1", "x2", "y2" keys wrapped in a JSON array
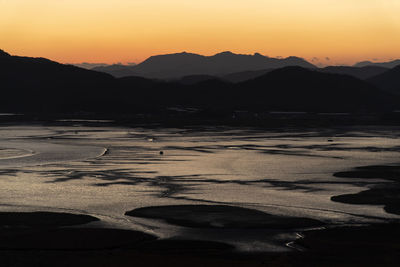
[
  {"x1": 171, "y1": 51, "x2": 201, "y2": 56},
  {"x1": 285, "y1": 56, "x2": 301, "y2": 59},
  {"x1": 147, "y1": 51, "x2": 203, "y2": 59},
  {"x1": 213, "y1": 51, "x2": 265, "y2": 58},
  {"x1": 214, "y1": 51, "x2": 236, "y2": 57}
]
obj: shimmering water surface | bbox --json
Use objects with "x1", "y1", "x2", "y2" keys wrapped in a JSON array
[{"x1": 1, "y1": 125, "x2": 399, "y2": 251}]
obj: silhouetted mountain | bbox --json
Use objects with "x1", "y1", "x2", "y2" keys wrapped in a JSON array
[
  {"x1": 320, "y1": 66, "x2": 389, "y2": 80},
  {"x1": 368, "y1": 65, "x2": 400, "y2": 95},
  {"x1": 94, "y1": 51, "x2": 316, "y2": 79},
  {"x1": 235, "y1": 67, "x2": 396, "y2": 112},
  {"x1": 0, "y1": 52, "x2": 116, "y2": 112},
  {"x1": 117, "y1": 66, "x2": 397, "y2": 113},
  {"x1": 1, "y1": 50, "x2": 398, "y2": 116},
  {"x1": 221, "y1": 69, "x2": 272, "y2": 83},
  {"x1": 117, "y1": 76, "x2": 162, "y2": 90},
  {"x1": 93, "y1": 64, "x2": 139, "y2": 78},
  {"x1": 354, "y1": 59, "x2": 400, "y2": 69}
]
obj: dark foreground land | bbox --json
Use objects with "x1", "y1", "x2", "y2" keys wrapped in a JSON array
[
  {"x1": 0, "y1": 215, "x2": 399, "y2": 267},
  {"x1": 1, "y1": 204, "x2": 400, "y2": 266}
]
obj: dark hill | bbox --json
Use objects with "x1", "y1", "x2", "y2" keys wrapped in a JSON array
[
  {"x1": 116, "y1": 76, "x2": 233, "y2": 112},
  {"x1": 176, "y1": 75, "x2": 220, "y2": 85},
  {"x1": 116, "y1": 67, "x2": 398, "y2": 113},
  {"x1": 235, "y1": 67, "x2": 397, "y2": 112},
  {"x1": 320, "y1": 66, "x2": 388, "y2": 80},
  {"x1": 368, "y1": 65, "x2": 400, "y2": 95},
  {"x1": 0, "y1": 52, "x2": 116, "y2": 112},
  {"x1": 118, "y1": 76, "x2": 161, "y2": 89}
]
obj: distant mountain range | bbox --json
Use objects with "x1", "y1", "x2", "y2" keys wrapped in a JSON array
[
  {"x1": 93, "y1": 51, "x2": 316, "y2": 79},
  {"x1": 354, "y1": 59, "x2": 400, "y2": 69},
  {"x1": 71, "y1": 63, "x2": 137, "y2": 70},
  {"x1": 90, "y1": 51, "x2": 400, "y2": 84},
  {"x1": 1, "y1": 49, "x2": 399, "y2": 115}
]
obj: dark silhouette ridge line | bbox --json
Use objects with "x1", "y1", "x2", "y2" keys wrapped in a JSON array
[
  {"x1": 93, "y1": 51, "x2": 316, "y2": 79},
  {"x1": 1, "y1": 49, "x2": 399, "y2": 115},
  {"x1": 354, "y1": 59, "x2": 400, "y2": 68}
]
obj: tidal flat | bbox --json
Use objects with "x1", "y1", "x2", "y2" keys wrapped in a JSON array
[{"x1": 0, "y1": 123, "x2": 399, "y2": 266}]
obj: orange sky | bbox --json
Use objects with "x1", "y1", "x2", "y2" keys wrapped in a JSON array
[{"x1": 1, "y1": 0, "x2": 399, "y2": 65}]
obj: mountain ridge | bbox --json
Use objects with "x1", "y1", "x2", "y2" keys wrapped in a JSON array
[
  {"x1": 354, "y1": 59, "x2": 400, "y2": 68},
  {"x1": 93, "y1": 51, "x2": 316, "y2": 79},
  {"x1": 1, "y1": 49, "x2": 398, "y2": 115}
]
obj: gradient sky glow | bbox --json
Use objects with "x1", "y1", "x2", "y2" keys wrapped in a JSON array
[{"x1": 1, "y1": 0, "x2": 399, "y2": 65}]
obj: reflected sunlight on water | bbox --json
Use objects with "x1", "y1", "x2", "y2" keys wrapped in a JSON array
[{"x1": 0, "y1": 125, "x2": 399, "y2": 251}]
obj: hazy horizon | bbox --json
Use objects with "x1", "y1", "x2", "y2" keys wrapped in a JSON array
[
  {"x1": 3, "y1": 49, "x2": 396, "y2": 68},
  {"x1": 62, "y1": 51, "x2": 399, "y2": 68},
  {"x1": 4, "y1": 48, "x2": 400, "y2": 68}
]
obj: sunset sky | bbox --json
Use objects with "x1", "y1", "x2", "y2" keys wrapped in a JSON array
[{"x1": 1, "y1": 0, "x2": 399, "y2": 65}]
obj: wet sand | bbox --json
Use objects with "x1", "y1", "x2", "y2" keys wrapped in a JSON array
[{"x1": 1, "y1": 125, "x2": 400, "y2": 266}]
